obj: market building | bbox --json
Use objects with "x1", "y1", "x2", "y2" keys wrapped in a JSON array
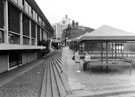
[{"x1": 78, "y1": 25, "x2": 135, "y2": 63}]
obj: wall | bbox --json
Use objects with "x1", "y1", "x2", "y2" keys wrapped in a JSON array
[
  {"x1": 22, "y1": 51, "x2": 37, "y2": 65},
  {"x1": 0, "y1": 55, "x2": 8, "y2": 73}
]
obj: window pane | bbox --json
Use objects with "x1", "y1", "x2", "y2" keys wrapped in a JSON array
[
  {"x1": 23, "y1": 14, "x2": 29, "y2": 36},
  {"x1": 23, "y1": 37, "x2": 29, "y2": 45},
  {"x1": 32, "y1": 39, "x2": 35, "y2": 45},
  {"x1": 18, "y1": 0, "x2": 23, "y2": 8},
  {"x1": 0, "y1": 1, "x2": 4, "y2": 28},
  {"x1": 8, "y1": 4, "x2": 20, "y2": 33},
  {"x1": 37, "y1": 26, "x2": 40, "y2": 44},
  {"x1": 9, "y1": 33, "x2": 20, "y2": 44},
  {"x1": 0, "y1": 30, "x2": 4, "y2": 43},
  {"x1": 24, "y1": 1, "x2": 29, "y2": 13},
  {"x1": 31, "y1": 21, "x2": 36, "y2": 38},
  {"x1": 9, "y1": 51, "x2": 22, "y2": 68}
]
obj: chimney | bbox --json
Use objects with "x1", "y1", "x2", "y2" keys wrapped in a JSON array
[
  {"x1": 65, "y1": 15, "x2": 68, "y2": 19},
  {"x1": 76, "y1": 22, "x2": 79, "y2": 27}
]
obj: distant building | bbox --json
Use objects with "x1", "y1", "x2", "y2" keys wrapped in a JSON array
[
  {"x1": 0, "y1": 0, "x2": 54, "y2": 73},
  {"x1": 53, "y1": 15, "x2": 70, "y2": 41}
]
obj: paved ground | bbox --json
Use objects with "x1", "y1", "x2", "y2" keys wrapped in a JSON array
[
  {"x1": 62, "y1": 47, "x2": 135, "y2": 97},
  {"x1": 0, "y1": 47, "x2": 135, "y2": 97}
]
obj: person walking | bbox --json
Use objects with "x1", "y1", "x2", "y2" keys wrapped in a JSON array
[
  {"x1": 83, "y1": 52, "x2": 91, "y2": 71},
  {"x1": 75, "y1": 50, "x2": 81, "y2": 72}
]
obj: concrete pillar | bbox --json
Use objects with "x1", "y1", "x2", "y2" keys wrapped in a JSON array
[
  {"x1": 35, "y1": 24, "x2": 37, "y2": 45},
  {"x1": 40, "y1": 28, "x2": 42, "y2": 41},
  {"x1": 29, "y1": 20, "x2": 31, "y2": 45},
  {"x1": 4, "y1": 0, "x2": 8, "y2": 43},
  {"x1": 20, "y1": 13, "x2": 23, "y2": 44}
]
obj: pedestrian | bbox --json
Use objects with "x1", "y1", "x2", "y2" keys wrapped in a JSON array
[
  {"x1": 83, "y1": 52, "x2": 91, "y2": 71},
  {"x1": 75, "y1": 50, "x2": 81, "y2": 72}
]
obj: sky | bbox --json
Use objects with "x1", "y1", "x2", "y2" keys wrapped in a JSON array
[{"x1": 35, "y1": 0, "x2": 135, "y2": 33}]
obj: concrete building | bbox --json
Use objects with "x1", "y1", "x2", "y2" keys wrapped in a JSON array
[
  {"x1": 0, "y1": 0, "x2": 54, "y2": 73},
  {"x1": 53, "y1": 15, "x2": 70, "y2": 41}
]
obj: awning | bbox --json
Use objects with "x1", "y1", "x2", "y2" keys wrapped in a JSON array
[{"x1": 79, "y1": 25, "x2": 135, "y2": 42}]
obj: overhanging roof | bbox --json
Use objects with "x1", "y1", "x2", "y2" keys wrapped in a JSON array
[
  {"x1": 79, "y1": 25, "x2": 135, "y2": 42},
  {"x1": 0, "y1": 44, "x2": 46, "y2": 50},
  {"x1": 72, "y1": 32, "x2": 90, "y2": 41}
]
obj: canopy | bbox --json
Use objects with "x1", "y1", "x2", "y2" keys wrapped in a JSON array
[
  {"x1": 79, "y1": 25, "x2": 135, "y2": 42},
  {"x1": 72, "y1": 32, "x2": 91, "y2": 41}
]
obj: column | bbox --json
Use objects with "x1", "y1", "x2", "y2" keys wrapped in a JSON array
[
  {"x1": 20, "y1": 13, "x2": 23, "y2": 44},
  {"x1": 29, "y1": 20, "x2": 31, "y2": 45},
  {"x1": 4, "y1": 0, "x2": 8, "y2": 43},
  {"x1": 35, "y1": 24, "x2": 37, "y2": 45}
]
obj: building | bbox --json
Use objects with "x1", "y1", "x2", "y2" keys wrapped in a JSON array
[
  {"x1": 53, "y1": 15, "x2": 70, "y2": 41},
  {"x1": 0, "y1": 0, "x2": 54, "y2": 73}
]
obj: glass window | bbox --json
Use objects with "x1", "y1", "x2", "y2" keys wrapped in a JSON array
[
  {"x1": 18, "y1": 0, "x2": 23, "y2": 8},
  {"x1": 32, "y1": 39, "x2": 35, "y2": 45},
  {"x1": 0, "y1": 30, "x2": 4, "y2": 43},
  {"x1": 35, "y1": 13, "x2": 37, "y2": 22},
  {"x1": 24, "y1": 1, "x2": 29, "y2": 13},
  {"x1": 0, "y1": 1, "x2": 4, "y2": 29},
  {"x1": 23, "y1": 37, "x2": 29, "y2": 45},
  {"x1": 8, "y1": 33, "x2": 20, "y2": 44},
  {"x1": 23, "y1": 14, "x2": 29, "y2": 36},
  {"x1": 8, "y1": 4, "x2": 20, "y2": 34},
  {"x1": 9, "y1": 51, "x2": 22, "y2": 68},
  {"x1": 28, "y1": 6, "x2": 32, "y2": 16},
  {"x1": 31, "y1": 21, "x2": 36, "y2": 38}
]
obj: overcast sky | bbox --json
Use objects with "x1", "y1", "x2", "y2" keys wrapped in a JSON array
[{"x1": 35, "y1": 0, "x2": 135, "y2": 32}]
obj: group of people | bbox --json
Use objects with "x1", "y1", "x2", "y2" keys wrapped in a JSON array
[{"x1": 74, "y1": 50, "x2": 91, "y2": 72}]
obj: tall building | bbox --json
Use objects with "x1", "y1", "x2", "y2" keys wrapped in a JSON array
[
  {"x1": 53, "y1": 15, "x2": 70, "y2": 41},
  {"x1": 0, "y1": 0, "x2": 54, "y2": 73}
]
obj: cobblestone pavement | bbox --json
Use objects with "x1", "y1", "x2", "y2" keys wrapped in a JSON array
[
  {"x1": 62, "y1": 47, "x2": 135, "y2": 97},
  {"x1": 0, "y1": 61, "x2": 45, "y2": 97}
]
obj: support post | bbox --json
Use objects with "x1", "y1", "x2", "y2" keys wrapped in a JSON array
[
  {"x1": 20, "y1": 13, "x2": 23, "y2": 44},
  {"x1": 4, "y1": 0, "x2": 8, "y2": 43}
]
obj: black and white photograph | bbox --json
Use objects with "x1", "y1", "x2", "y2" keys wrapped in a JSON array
[{"x1": 0, "y1": 0, "x2": 135, "y2": 97}]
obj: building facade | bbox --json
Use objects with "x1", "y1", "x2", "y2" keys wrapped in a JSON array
[
  {"x1": 53, "y1": 15, "x2": 70, "y2": 41},
  {"x1": 0, "y1": 0, "x2": 54, "y2": 73}
]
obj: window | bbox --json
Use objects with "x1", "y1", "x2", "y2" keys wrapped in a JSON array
[
  {"x1": 0, "y1": 30, "x2": 4, "y2": 43},
  {"x1": 8, "y1": 33, "x2": 20, "y2": 44},
  {"x1": 23, "y1": 37, "x2": 29, "y2": 45},
  {"x1": 32, "y1": 39, "x2": 35, "y2": 45},
  {"x1": 35, "y1": 12, "x2": 37, "y2": 22},
  {"x1": 0, "y1": 1, "x2": 4, "y2": 29},
  {"x1": 9, "y1": 51, "x2": 22, "y2": 68},
  {"x1": 23, "y1": 14, "x2": 29, "y2": 36},
  {"x1": 24, "y1": 1, "x2": 29, "y2": 13},
  {"x1": 8, "y1": 4, "x2": 20, "y2": 34},
  {"x1": 37, "y1": 26, "x2": 40, "y2": 43},
  {"x1": 28, "y1": 6, "x2": 32, "y2": 16},
  {"x1": 18, "y1": 0, "x2": 23, "y2": 8},
  {"x1": 31, "y1": 21, "x2": 36, "y2": 38}
]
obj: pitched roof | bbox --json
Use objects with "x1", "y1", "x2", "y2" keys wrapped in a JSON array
[{"x1": 80, "y1": 25, "x2": 135, "y2": 41}]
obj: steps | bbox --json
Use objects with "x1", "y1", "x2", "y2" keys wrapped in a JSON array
[{"x1": 40, "y1": 51, "x2": 71, "y2": 97}]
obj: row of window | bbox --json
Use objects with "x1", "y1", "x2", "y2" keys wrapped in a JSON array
[{"x1": 11, "y1": 0, "x2": 46, "y2": 27}]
